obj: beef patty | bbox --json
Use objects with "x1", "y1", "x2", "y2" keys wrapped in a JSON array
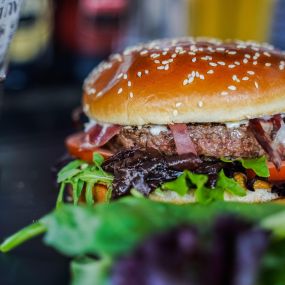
[{"x1": 108, "y1": 124, "x2": 266, "y2": 158}]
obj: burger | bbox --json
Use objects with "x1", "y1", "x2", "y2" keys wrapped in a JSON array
[{"x1": 57, "y1": 38, "x2": 285, "y2": 205}]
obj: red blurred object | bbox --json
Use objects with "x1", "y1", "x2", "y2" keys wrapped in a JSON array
[
  {"x1": 77, "y1": 0, "x2": 129, "y2": 56},
  {"x1": 81, "y1": 0, "x2": 128, "y2": 13}
]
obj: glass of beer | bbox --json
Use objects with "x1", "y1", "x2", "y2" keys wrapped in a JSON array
[{"x1": 188, "y1": 0, "x2": 276, "y2": 42}]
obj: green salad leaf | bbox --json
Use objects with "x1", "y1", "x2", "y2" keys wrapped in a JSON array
[
  {"x1": 2, "y1": 198, "x2": 285, "y2": 285},
  {"x1": 161, "y1": 169, "x2": 246, "y2": 204},
  {"x1": 71, "y1": 256, "x2": 110, "y2": 285},
  {"x1": 2, "y1": 198, "x2": 285, "y2": 257},
  {"x1": 56, "y1": 153, "x2": 113, "y2": 208},
  {"x1": 221, "y1": 156, "x2": 270, "y2": 177}
]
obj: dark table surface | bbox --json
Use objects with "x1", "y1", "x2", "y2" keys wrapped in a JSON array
[{"x1": 0, "y1": 83, "x2": 81, "y2": 285}]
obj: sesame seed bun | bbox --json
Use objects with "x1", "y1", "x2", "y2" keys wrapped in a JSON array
[
  {"x1": 149, "y1": 189, "x2": 279, "y2": 204},
  {"x1": 83, "y1": 37, "x2": 285, "y2": 125}
]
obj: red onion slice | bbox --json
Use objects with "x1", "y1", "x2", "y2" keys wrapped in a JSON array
[
  {"x1": 169, "y1": 123, "x2": 197, "y2": 155},
  {"x1": 249, "y1": 118, "x2": 282, "y2": 169}
]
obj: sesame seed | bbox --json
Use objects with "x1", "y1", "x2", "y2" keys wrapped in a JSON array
[
  {"x1": 245, "y1": 54, "x2": 251, "y2": 58},
  {"x1": 123, "y1": 74, "x2": 128, "y2": 79},
  {"x1": 137, "y1": 71, "x2": 142, "y2": 77},
  {"x1": 129, "y1": 92, "x2": 134, "y2": 98},
  {"x1": 140, "y1": 50, "x2": 148, "y2": 55},
  {"x1": 192, "y1": 57, "x2": 197, "y2": 62},
  {"x1": 243, "y1": 59, "x2": 249, "y2": 64},
  {"x1": 151, "y1": 53, "x2": 160, "y2": 59},
  {"x1": 117, "y1": 73, "x2": 123, "y2": 79},
  {"x1": 255, "y1": 81, "x2": 259, "y2": 89},
  {"x1": 247, "y1": 71, "x2": 255, "y2": 75},
  {"x1": 188, "y1": 76, "x2": 194, "y2": 83},
  {"x1": 97, "y1": 91, "x2": 103, "y2": 97},
  {"x1": 128, "y1": 81, "x2": 132, "y2": 87},
  {"x1": 228, "y1": 64, "x2": 236, "y2": 68},
  {"x1": 157, "y1": 66, "x2": 164, "y2": 70},
  {"x1": 195, "y1": 71, "x2": 200, "y2": 77},
  {"x1": 171, "y1": 53, "x2": 177, "y2": 58},
  {"x1": 176, "y1": 102, "x2": 182, "y2": 107},
  {"x1": 207, "y1": 70, "x2": 214, "y2": 74},
  {"x1": 183, "y1": 79, "x2": 188, "y2": 86},
  {"x1": 253, "y1": 61, "x2": 257, "y2": 65},
  {"x1": 209, "y1": 62, "x2": 217, "y2": 67},
  {"x1": 232, "y1": 75, "x2": 240, "y2": 82},
  {"x1": 228, "y1": 85, "x2": 237, "y2": 91},
  {"x1": 228, "y1": 51, "x2": 237, "y2": 55},
  {"x1": 200, "y1": 74, "x2": 205, "y2": 80},
  {"x1": 242, "y1": 76, "x2": 249, "y2": 81},
  {"x1": 118, "y1": 88, "x2": 123, "y2": 94},
  {"x1": 88, "y1": 88, "x2": 96, "y2": 95},
  {"x1": 173, "y1": 109, "x2": 178, "y2": 116},
  {"x1": 279, "y1": 64, "x2": 285, "y2": 70},
  {"x1": 197, "y1": 101, "x2": 204, "y2": 108},
  {"x1": 265, "y1": 63, "x2": 271, "y2": 67},
  {"x1": 162, "y1": 60, "x2": 169, "y2": 65},
  {"x1": 234, "y1": 61, "x2": 240, "y2": 65},
  {"x1": 264, "y1": 51, "x2": 271, "y2": 57},
  {"x1": 221, "y1": 91, "x2": 228, "y2": 96},
  {"x1": 218, "y1": 61, "x2": 226, "y2": 65},
  {"x1": 164, "y1": 64, "x2": 169, "y2": 70},
  {"x1": 188, "y1": 52, "x2": 196, "y2": 56},
  {"x1": 216, "y1": 47, "x2": 225, "y2": 51},
  {"x1": 162, "y1": 51, "x2": 168, "y2": 55},
  {"x1": 154, "y1": 60, "x2": 160, "y2": 64}
]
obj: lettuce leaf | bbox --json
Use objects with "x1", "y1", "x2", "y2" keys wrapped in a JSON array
[
  {"x1": 221, "y1": 156, "x2": 270, "y2": 177},
  {"x1": 161, "y1": 169, "x2": 246, "y2": 204}
]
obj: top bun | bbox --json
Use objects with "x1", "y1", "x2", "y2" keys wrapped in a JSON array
[{"x1": 83, "y1": 38, "x2": 285, "y2": 125}]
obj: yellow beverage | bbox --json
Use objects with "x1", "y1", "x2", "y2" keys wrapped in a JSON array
[{"x1": 188, "y1": 0, "x2": 276, "y2": 42}]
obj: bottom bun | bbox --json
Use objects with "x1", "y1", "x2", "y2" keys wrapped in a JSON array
[{"x1": 149, "y1": 189, "x2": 279, "y2": 204}]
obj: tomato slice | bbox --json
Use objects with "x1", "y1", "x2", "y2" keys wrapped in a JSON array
[
  {"x1": 267, "y1": 161, "x2": 285, "y2": 182},
  {"x1": 65, "y1": 132, "x2": 114, "y2": 163}
]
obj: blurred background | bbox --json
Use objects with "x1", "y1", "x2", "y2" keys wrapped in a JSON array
[{"x1": 1, "y1": 0, "x2": 285, "y2": 284}]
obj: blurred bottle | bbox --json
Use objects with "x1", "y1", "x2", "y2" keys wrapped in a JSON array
[
  {"x1": 73, "y1": 0, "x2": 129, "y2": 81},
  {"x1": 4, "y1": 0, "x2": 53, "y2": 91},
  {"x1": 125, "y1": 0, "x2": 188, "y2": 45},
  {"x1": 188, "y1": 0, "x2": 276, "y2": 42},
  {"x1": 271, "y1": 0, "x2": 285, "y2": 50},
  {"x1": 0, "y1": 0, "x2": 23, "y2": 81}
]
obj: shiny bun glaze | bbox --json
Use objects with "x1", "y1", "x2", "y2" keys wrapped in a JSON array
[{"x1": 83, "y1": 38, "x2": 285, "y2": 125}]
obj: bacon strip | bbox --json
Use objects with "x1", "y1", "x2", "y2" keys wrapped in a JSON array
[
  {"x1": 169, "y1": 124, "x2": 197, "y2": 155},
  {"x1": 85, "y1": 124, "x2": 121, "y2": 147},
  {"x1": 249, "y1": 118, "x2": 282, "y2": 169}
]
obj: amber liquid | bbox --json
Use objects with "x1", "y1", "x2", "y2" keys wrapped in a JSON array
[{"x1": 188, "y1": 0, "x2": 276, "y2": 42}]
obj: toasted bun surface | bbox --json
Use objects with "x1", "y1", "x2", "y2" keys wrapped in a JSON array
[
  {"x1": 150, "y1": 189, "x2": 279, "y2": 204},
  {"x1": 83, "y1": 38, "x2": 285, "y2": 125}
]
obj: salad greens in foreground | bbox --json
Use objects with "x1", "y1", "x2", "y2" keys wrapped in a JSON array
[
  {"x1": 1, "y1": 198, "x2": 285, "y2": 285},
  {"x1": 56, "y1": 152, "x2": 270, "y2": 206}
]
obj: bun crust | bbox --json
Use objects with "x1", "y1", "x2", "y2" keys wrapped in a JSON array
[
  {"x1": 150, "y1": 189, "x2": 279, "y2": 204},
  {"x1": 83, "y1": 38, "x2": 285, "y2": 125}
]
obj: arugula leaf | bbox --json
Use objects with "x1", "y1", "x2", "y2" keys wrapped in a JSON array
[
  {"x1": 162, "y1": 172, "x2": 189, "y2": 196},
  {"x1": 216, "y1": 170, "x2": 246, "y2": 197},
  {"x1": 93, "y1": 153, "x2": 104, "y2": 166},
  {"x1": 221, "y1": 156, "x2": 269, "y2": 178},
  {"x1": 56, "y1": 154, "x2": 114, "y2": 206}
]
